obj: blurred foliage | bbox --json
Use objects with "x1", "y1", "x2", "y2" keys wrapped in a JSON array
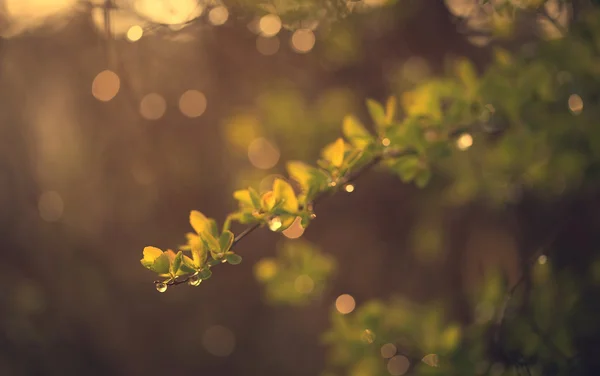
[
  {"x1": 322, "y1": 257, "x2": 600, "y2": 376},
  {"x1": 254, "y1": 239, "x2": 336, "y2": 305},
  {"x1": 138, "y1": 3, "x2": 600, "y2": 373},
  {"x1": 3, "y1": 0, "x2": 600, "y2": 375}
]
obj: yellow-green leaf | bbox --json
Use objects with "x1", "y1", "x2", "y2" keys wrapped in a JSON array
[
  {"x1": 233, "y1": 189, "x2": 253, "y2": 208},
  {"x1": 179, "y1": 255, "x2": 198, "y2": 275},
  {"x1": 342, "y1": 115, "x2": 372, "y2": 148},
  {"x1": 219, "y1": 230, "x2": 234, "y2": 253},
  {"x1": 226, "y1": 253, "x2": 242, "y2": 265},
  {"x1": 191, "y1": 240, "x2": 207, "y2": 268},
  {"x1": 248, "y1": 187, "x2": 261, "y2": 208},
  {"x1": 322, "y1": 138, "x2": 345, "y2": 168},
  {"x1": 141, "y1": 246, "x2": 163, "y2": 267},
  {"x1": 190, "y1": 210, "x2": 209, "y2": 234},
  {"x1": 273, "y1": 178, "x2": 298, "y2": 213},
  {"x1": 171, "y1": 251, "x2": 184, "y2": 275},
  {"x1": 385, "y1": 96, "x2": 397, "y2": 125},
  {"x1": 455, "y1": 58, "x2": 478, "y2": 96},
  {"x1": 140, "y1": 246, "x2": 171, "y2": 275},
  {"x1": 201, "y1": 232, "x2": 220, "y2": 253},
  {"x1": 366, "y1": 99, "x2": 386, "y2": 128},
  {"x1": 150, "y1": 253, "x2": 171, "y2": 275}
]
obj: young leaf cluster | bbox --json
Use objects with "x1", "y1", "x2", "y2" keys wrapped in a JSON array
[{"x1": 140, "y1": 93, "x2": 474, "y2": 290}]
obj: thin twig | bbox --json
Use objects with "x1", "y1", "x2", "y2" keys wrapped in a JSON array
[{"x1": 161, "y1": 123, "x2": 477, "y2": 288}]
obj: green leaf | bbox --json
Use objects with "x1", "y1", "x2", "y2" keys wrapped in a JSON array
[
  {"x1": 286, "y1": 161, "x2": 328, "y2": 201},
  {"x1": 151, "y1": 253, "x2": 171, "y2": 275},
  {"x1": 322, "y1": 138, "x2": 346, "y2": 168},
  {"x1": 287, "y1": 161, "x2": 312, "y2": 192},
  {"x1": 141, "y1": 246, "x2": 163, "y2": 268},
  {"x1": 366, "y1": 99, "x2": 386, "y2": 128},
  {"x1": 385, "y1": 96, "x2": 397, "y2": 124},
  {"x1": 140, "y1": 246, "x2": 171, "y2": 275},
  {"x1": 219, "y1": 230, "x2": 234, "y2": 253},
  {"x1": 455, "y1": 58, "x2": 478, "y2": 97},
  {"x1": 415, "y1": 168, "x2": 432, "y2": 188},
  {"x1": 207, "y1": 219, "x2": 219, "y2": 238},
  {"x1": 201, "y1": 231, "x2": 220, "y2": 253},
  {"x1": 190, "y1": 210, "x2": 209, "y2": 234},
  {"x1": 180, "y1": 255, "x2": 198, "y2": 274},
  {"x1": 248, "y1": 187, "x2": 262, "y2": 208},
  {"x1": 190, "y1": 241, "x2": 207, "y2": 268},
  {"x1": 273, "y1": 178, "x2": 299, "y2": 213},
  {"x1": 171, "y1": 251, "x2": 183, "y2": 275},
  {"x1": 342, "y1": 115, "x2": 372, "y2": 148},
  {"x1": 226, "y1": 253, "x2": 243, "y2": 265},
  {"x1": 233, "y1": 189, "x2": 254, "y2": 208},
  {"x1": 198, "y1": 268, "x2": 212, "y2": 279}
]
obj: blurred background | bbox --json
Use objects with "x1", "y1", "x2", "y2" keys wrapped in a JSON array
[{"x1": 1, "y1": 0, "x2": 599, "y2": 375}]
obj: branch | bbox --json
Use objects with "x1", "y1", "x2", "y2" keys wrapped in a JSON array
[
  {"x1": 160, "y1": 147, "x2": 416, "y2": 287},
  {"x1": 160, "y1": 123, "x2": 478, "y2": 288}
]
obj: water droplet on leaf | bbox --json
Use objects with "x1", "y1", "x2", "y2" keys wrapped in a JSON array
[
  {"x1": 188, "y1": 275, "x2": 202, "y2": 287},
  {"x1": 155, "y1": 282, "x2": 168, "y2": 293},
  {"x1": 268, "y1": 217, "x2": 282, "y2": 231}
]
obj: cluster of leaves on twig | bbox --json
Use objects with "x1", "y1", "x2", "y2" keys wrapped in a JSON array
[
  {"x1": 140, "y1": 7, "x2": 600, "y2": 292},
  {"x1": 140, "y1": 88, "x2": 481, "y2": 291}
]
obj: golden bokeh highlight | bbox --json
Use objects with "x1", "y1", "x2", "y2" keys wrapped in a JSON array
[
  {"x1": 258, "y1": 14, "x2": 282, "y2": 37},
  {"x1": 254, "y1": 258, "x2": 278, "y2": 281},
  {"x1": 387, "y1": 355, "x2": 410, "y2": 376},
  {"x1": 381, "y1": 343, "x2": 397, "y2": 358},
  {"x1": 568, "y1": 94, "x2": 583, "y2": 114},
  {"x1": 382, "y1": 138, "x2": 391, "y2": 146},
  {"x1": 421, "y1": 354, "x2": 439, "y2": 367},
  {"x1": 139, "y1": 93, "x2": 167, "y2": 120},
  {"x1": 178, "y1": 90, "x2": 207, "y2": 118},
  {"x1": 202, "y1": 325, "x2": 235, "y2": 357},
  {"x1": 134, "y1": 0, "x2": 202, "y2": 25},
  {"x1": 335, "y1": 294, "x2": 356, "y2": 314},
  {"x1": 256, "y1": 36, "x2": 280, "y2": 56},
  {"x1": 291, "y1": 29, "x2": 316, "y2": 53},
  {"x1": 38, "y1": 191, "x2": 64, "y2": 222},
  {"x1": 283, "y1": 217, "x2": 305, "y2": 239},
  {"x1": 538, "y1": 254, "x2": 548, "y2": 265},
  {"x1": 126, "y1": 25, "x2": 143, "y2": 42},
  {"x1": 294, "y1": 274, "x2": 315, "y2": 294},
  {"x1": 208, "y1": 6, "x2": 229, "y2": 25},
  {"x1": 456, "y1": 133, "x2": 473, "y2": 150},
  {"x1": 5, "y1": 0, "x2": 76, "y2": 24},
  {"x1": 92, "y1": 70, "x2": 120, "y2": 102},
  {"x1": 344, "y1": 184, "x2": 355, "y2": 193},
  {"x1": 224, "y1": 113, "x2": 262, "y2": 151},
  {"x1": 248, "y1": 137, "x2": 280, "y2": 169}
]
